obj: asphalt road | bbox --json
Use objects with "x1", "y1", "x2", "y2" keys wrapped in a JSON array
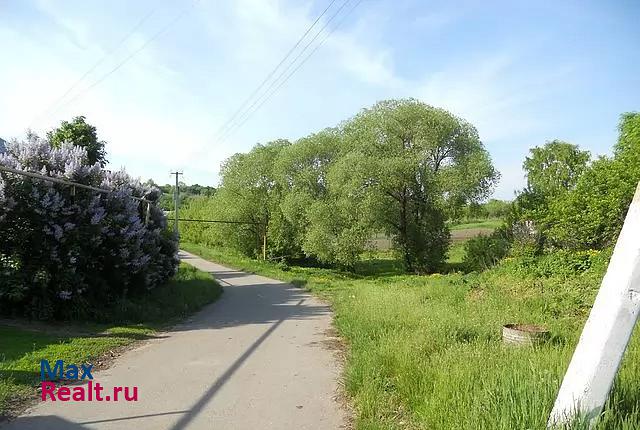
[{"x1": 3, "y1": 251, "x2": 346, "y2": 430}]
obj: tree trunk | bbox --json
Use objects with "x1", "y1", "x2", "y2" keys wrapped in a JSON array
[{"x1": 399, "y1": 186, "x2": 413, "y2": 272}]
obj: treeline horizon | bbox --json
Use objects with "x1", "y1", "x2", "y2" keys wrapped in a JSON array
[{"x1": 181, "y1": 99, "x2": 639, "y2": 274}]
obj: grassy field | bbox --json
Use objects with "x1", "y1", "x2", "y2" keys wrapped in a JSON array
[
  {"x1": 372, "y1": 220, "x2": 502, "y2": 250},
  {"x1": 182, "y1": 242, "x2": 640, "y2": 429},
  {"x1": 0, "y1": 263, "x2": 221, "y2": 418},
  {"x1": 450, "y1": 218, "x2": 503, "y2": 230}
]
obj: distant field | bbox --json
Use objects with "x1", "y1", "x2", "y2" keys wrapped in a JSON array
[
  {"x1": 450, "y1": 227, "x2": 495, "y2": 243},
  {"x1": 450, "y1": 219, "x2": 501, "y2": 244},
  {"x1": 370, "y1": 218, "x2": 501, "y2": 250},
  {"x1": 450, "y1": 218, "x2": 502, "y2": 230}
]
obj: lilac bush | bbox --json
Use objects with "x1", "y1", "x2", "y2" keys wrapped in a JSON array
[{"x1": 0, "y1": 134, "x2": 178, "y2": 320}]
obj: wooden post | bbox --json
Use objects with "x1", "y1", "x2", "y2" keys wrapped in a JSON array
[
  {"x1": 262, "y1": 230, "x2": 267, "y2": 261},
  {"x1": 171, "y1": 171, "x2": 183, "y2": 237},
  {"x1": 548, "y1": 182, "x2": 640, "y2": 427}
]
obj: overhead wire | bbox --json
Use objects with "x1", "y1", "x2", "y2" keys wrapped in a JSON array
[
  {"x1": 216, "y1": 0, "x2": 364, "y2": 145},
  {"x1": 29, "y1": 7, "x2": 158, "y2": 129},
  {"x1": 41, "y1": 2, "x2": 197, "y2": 123},
  {"x1": 212, "y1": 0, "x2": 339, "y2": 142},
  {"x1": 215, "y1": 0, "x2": 352, "y2": 145}
]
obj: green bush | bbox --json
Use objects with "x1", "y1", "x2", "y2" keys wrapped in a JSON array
[
  {"x1": 463, "y1": 226, "x2": 511, "y2": 271},
  {"x1": 92, "y1": 264, "x2": 222, "y2": 324},
  {"x1": 0, "y1": 135, "x2": 178, "y2": 320},
  {"x1": 522, "y1": 113, "x2": 640, "y2": 251},
  {"x1": 512, "y1": 248, "x2": 612, "y2": 279}
]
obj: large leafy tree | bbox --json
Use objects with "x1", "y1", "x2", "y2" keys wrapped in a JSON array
[
  {"x1": 211, "y1": 140, "x2": 291, "y2": 257},
  {"x1": 181, "y1": 99, "x2": 499, "y2": 272},
  {"x1": 329, "y1": 99, "x2": 498, "y2": 272},
  {"x1": 47, "y1": 116, "x2": 108, "y2": 166},
  {"x1": 274, "y1": 129, "x2": 340, "y2": 260},
  {"x1": 515, "y1": 140, "x2": 591, "y2": 245},
  {"x1": 523, "y1": 140, "x2": 590, "y2": 199}
]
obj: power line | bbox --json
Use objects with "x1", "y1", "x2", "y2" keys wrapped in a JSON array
[
  {"x1": 0, "y1": 165, "x2": 149, "y2": 203},
  {"x1": 44, "y1": 2, "x2": 196, "y2": 121},
  {"x1": 176, "y1": 218, "x2": 260, "y2": 225},
  {"x1": 216, "y1": 0, "x2": 352, "y2": 145},
  {"x1": 217, "y1": 0, "x2": 364, "y2": 145},
  {"x1": 251, "y1": 0, "x2": 365, "y2": 115},
  {"x1": 212, "y1": 0, "x2": 339, "y2": 142},
  {"x1": 29, "y1": 7, "x2": 158, "y2": 129}
]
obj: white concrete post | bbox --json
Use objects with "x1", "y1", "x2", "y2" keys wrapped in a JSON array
[{"x1": 548, "y1": 182, "x2": 640, "y2": 427}]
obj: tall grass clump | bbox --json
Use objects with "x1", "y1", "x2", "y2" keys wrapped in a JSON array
[{"x1": 330, "y1": 253, "x2": 640, "y2": 429}]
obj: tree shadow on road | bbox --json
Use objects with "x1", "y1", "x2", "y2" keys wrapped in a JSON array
[
  {"x1": 163, "y1": 261, "x2": 334, "y2": 429},
  {"x1": 171, "y1": 265, "x2": 331, "y2": 331}
]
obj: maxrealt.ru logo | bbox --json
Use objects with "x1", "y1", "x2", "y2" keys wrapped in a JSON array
[{"x1": 40, "y1": 359, "x2": 138, "y2": 402}]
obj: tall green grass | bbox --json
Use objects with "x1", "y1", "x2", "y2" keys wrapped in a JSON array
[
  {"x1": 450, "y1": 218, "x2": 502, "y2": 230},
  {"x1": 182, "y1": 242, "x2": 640, "y2": 429}
]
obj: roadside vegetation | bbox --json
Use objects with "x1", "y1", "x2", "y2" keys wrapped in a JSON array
[
  {"x1": 0, "y1": 263, "x2": 222, "y2": 418},
  {"x1": 0, "y1": 117, "x2": 179, "y2": 321},
  {"x1": 182, "y1": 242, "x2": 640, "y2": 429},
  {"x1": 180, "y1": 109, "x2": 640, "y2": 428},
  {"x1": 0, "y1": 119, "x2": 223, "y2": 418}
]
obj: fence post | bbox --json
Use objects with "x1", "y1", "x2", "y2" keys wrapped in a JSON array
[{"x1": 548, "y1": 182, "x2": 640, "y2": 427}]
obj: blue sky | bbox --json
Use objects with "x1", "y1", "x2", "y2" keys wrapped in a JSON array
[{"x1": 1, "y1": 0, "x2": 638, "y2": 199}]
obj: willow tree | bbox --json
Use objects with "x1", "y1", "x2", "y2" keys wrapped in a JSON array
[
  {"x1": 211, "y1": 140, "x2": 291, "y2": 257},
  {"x1": 274, "y1": 129, "x2": 340, "y2": 260},
  {"x1": 329, "y1": 99, "x2": 499, "y2": 272}
]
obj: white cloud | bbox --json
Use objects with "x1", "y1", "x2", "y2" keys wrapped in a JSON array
[{"x1": 0, "y1": 0, "x2": 585, "y2": 200}]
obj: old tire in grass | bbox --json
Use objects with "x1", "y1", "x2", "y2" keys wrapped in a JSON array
[{"x1": 502, "y1": 324, "x2": 549, "y2": 346}]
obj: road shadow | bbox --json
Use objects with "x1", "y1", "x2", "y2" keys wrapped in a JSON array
[
  {"x1": 162, "y1": 256, "x2": 333, "y2": 428},
  {"x1": 1, "y1": 415, "x2": 90, "y2": 430},
  {"x1": 174, "y1": 251, "x2": 331, "y2": 331},
  {"x1": 173, "y1": 271, "x2": 330, "y2": 331},
  {"x1": 1, "y1": 410, "x2": 191, "y2": 429}
]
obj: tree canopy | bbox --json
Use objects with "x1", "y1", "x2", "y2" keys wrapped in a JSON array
[
  {"x1": 47, "y1": 116, "x2": 107, "y2": 166},
  {"x1": 180, "y1": 99, "x2": 499, "y2": 272},
  {"x1": 523, "y1": 140, "x2": 590, "y2": 199},
  {"x1": 506, "y1": 113, "x2": 640, "y2": 251}
]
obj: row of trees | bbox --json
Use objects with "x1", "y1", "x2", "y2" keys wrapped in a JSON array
[
  {"x1": 0, "y1": 118, "x2": 178, "y2": 320},
  {"x1": 181, "y1": 99, "x2": 499, "y2": 272},
  {"x1": 154, "y1": 183, "x2": 216, "y2": 211},
  {"x1": 456, "y1": 199, "x2": 511, "y2": 222}
]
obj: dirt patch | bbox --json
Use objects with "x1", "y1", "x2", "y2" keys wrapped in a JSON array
[
  {"x1": 322, "y1": 326, "x2": 355, "y2": 430},
  {"x1": 451, "y1": 227, "x2": 495, "y2": 243}
]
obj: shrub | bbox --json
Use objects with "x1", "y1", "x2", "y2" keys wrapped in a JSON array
[
  {"x1": 463, "y1": 226, "x2": 511, "y2": 271},
  {"x1": 0, "y1": 135, "x2": 178, "y2": 320}
]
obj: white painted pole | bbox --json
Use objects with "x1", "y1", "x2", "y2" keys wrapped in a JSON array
[{"x1": 548, "y1": 182, "x2": 640, "y2": 427}]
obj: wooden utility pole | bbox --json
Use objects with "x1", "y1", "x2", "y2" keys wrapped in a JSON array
[
  {"x1": 549, "y1": 182, "x2": 640, "y2": 427},
  {"x1": 263, "y1": 230, "x2": 267, "y2": 261},
  {"x1": 170, "y1": 171, "x2": 183, "y2": 237}
]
